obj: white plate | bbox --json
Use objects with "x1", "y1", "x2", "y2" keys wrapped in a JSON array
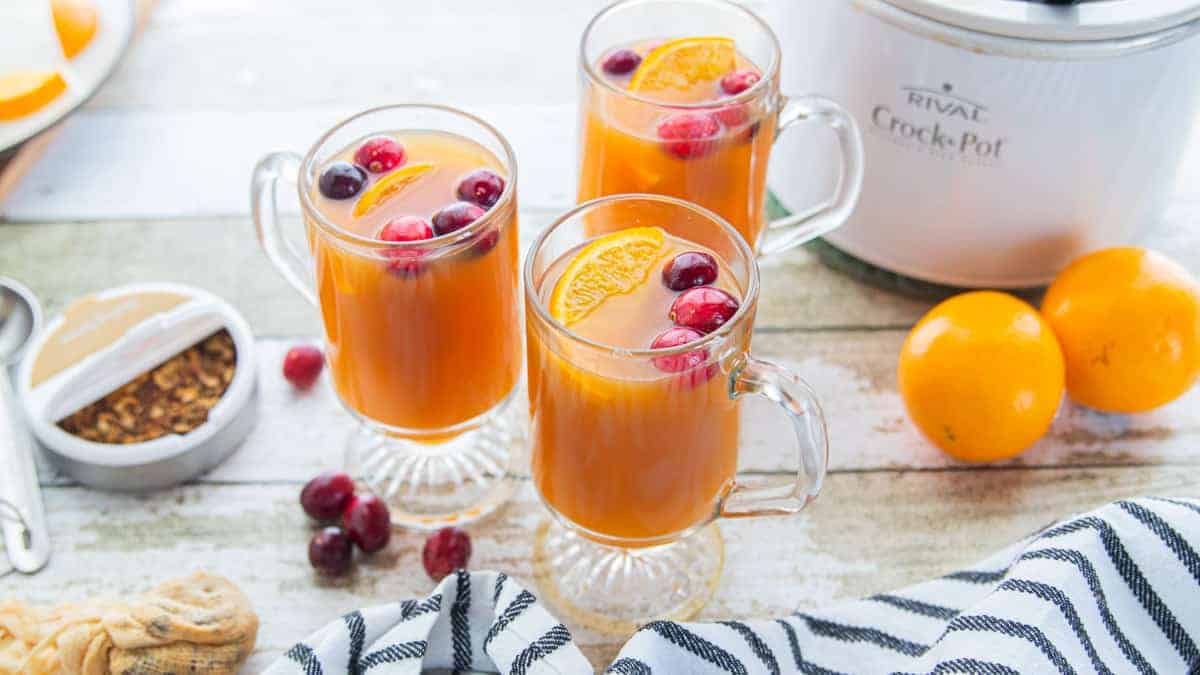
[{"x1": 0, "y1": 0, "x2": 135, "y2": 155}]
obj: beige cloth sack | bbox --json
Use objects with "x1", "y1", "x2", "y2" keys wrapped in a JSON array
[{"x1": 0, "y1": 572, "x2": 257, "y2": 674}]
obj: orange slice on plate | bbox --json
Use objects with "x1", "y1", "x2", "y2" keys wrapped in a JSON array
[
  {"x1": 627, "y1": 37, "x2": 736, "y2": 98},
  {"x1": 0, "y1": 71, "x2": 67, "y2": 121},
  {"x1": 549, "y1": 226, "x2": 666, "y2": 326},
  {"x1": 353, "y1": 162, "x2": 436, "y2": 217},
  {"x1": 52, "y1": 0, "x2": 99, "y2": 59}
]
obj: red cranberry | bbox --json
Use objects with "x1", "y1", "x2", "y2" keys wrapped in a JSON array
[
  {"x1": 670, "y1": 286, "x2": 740, "y2": 334},
  {"x1": 300, "y1": 471, "x2": 355, "y2": 521},
  {"x1": 472, "y1": 228, "x2": 500, "y2": 257},
  {"x1": 720, "y1": 70, "x2": 761, "y2": 96},
  {"x1": 354, "y1": 137, "x2": 406, "y2": 174},
  {"x1": 423, "y1": 527, "x2": 472, "y2": 582},
  {"x1": 309, "y1": 527, "x2": 354, "y2": 577},
  {"x1": 662, "y1": 251, "x2": 719, "y2": 291},
  {"x1": 318, "y1": 162, "x2": 366, "y2": 200},
  {"x1": 432, "y1": 201, "x2": 486, "y2": 236},
  {"x1": 713, "y1": 103, "x2": 750, "y2": 128},
  {"x1": 602, "y1": 48, "x2": 642, "y2": 76},
  {"x1": 378, "y1": 216, "x2": 434, "y2": 277},
  {"x1": 379, "y1": 215, "x2": 434, "y2": 242},
  {"x1": 456, "y1": 169, "x2": 505, "y2": 208},
  {"x1": 283, "y1": 345, "x2": 324, "y2": 388},
  {"x1": 342, "y1": 494, "x2": 391, "y2": 554},
  {"x1": 650, "y1": 327, "x2": 708, "y2": 372},
  {"x1": 657, "y1": 112, "x2": 721, "y2": 159}
]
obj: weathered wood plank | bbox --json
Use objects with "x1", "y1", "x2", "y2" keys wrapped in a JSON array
[
  {"x1": 1, "y1": 466, "x2": 1193, "y2": 671},
  {"x1": 22, "y1": 336, "x2": 1198, "y2": 487}
]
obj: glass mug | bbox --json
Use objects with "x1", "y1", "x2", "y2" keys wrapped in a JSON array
[
  {"x1": 577, "y1": 0, "x2": 864, "y2": 256},
  {"x1": 251, "y1": 105, "x2": 523, "y2": 528},
  {"x1": 525, "y1": 194, "x2": 829, "y2": 630}
]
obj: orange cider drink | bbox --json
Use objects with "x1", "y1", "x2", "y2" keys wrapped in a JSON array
[
  {"x1": 307, "y1": 131, "x2": 519, "y2": 431},
  {"x1": 577, "y1": 0, "x2": 864, "y2": 256},
  {"x1": 252, "y1": 105, "x2": 522, "y2": 527},
  {"x1": 525, "y1": 195, "x2": 831, "y2": 627},
  {"x1": 532, "y1": 227, "x2": 744, "y2": 540}
]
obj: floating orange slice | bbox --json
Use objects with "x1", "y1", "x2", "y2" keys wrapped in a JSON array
[
  {"x1": 549, "y1": 227, "x2": 666, "y2": 327},
  {"x1": 0, "y1": 71, "x2": 67, "y2": 121},
  {"x1": 353, "y1": 162, "x2": 436, "y2": 217},
  {"x1": 52, "y1": 0, "x2": 99, "y2": 59},
  {"x1": 627, "y1": 37, "x2": 736, "y2": 99}
]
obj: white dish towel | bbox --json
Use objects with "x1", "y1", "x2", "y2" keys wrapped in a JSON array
[{"x1": 265, "y1": 497, "x2": 1200, "y2": 674}]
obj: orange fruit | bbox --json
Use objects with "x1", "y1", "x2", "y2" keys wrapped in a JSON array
[
  {"x1": 899, "y1": 291, "x2": 1065, "y2": 462},
  {"x1": 0, "y1": 71, "x2": 67, "y2": 121},
  {"x1": 352, "y1": 162, "x2": 436, "y2": 217},
  {"x1": 52, "y1": 0, "x2": 99, "y2": 59},
  {"x1": 627, "y1": 37, "x2": 735, "y2": 101},
  {"x1": 549, "y1": 227, "x2": 666, "y2": 326},
  {"x1": 1041, "y1": 247, "x2": 1200, "y2": 413}
]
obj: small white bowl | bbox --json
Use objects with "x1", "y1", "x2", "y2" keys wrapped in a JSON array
[{"x1": 17, "y1": 283, "x2": 257, "y2": 491}]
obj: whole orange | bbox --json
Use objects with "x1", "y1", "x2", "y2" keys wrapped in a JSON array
[
  {"x1": 1041, "y1": 247, "x2": 1200, "y2": 413},
  {"x1": 899, "y1": 291, "x2": 1065, "y2": 462}
]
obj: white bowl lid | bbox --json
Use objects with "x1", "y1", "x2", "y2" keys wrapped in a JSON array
[{"x1": 882, "y1": 0, "x2": 1200, "y2": 41}]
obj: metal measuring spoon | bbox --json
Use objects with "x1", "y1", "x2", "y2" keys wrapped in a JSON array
[{"x1": 0, "y1": 278, "x2": 50, "y2": 573}]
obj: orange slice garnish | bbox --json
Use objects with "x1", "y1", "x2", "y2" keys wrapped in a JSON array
[
  {"x1": 549, "y1": 227, "x2": 666, "y2": 327},
  {"x1": 0, "y1": 71, "x2": 67, "y2": 121},
  {"x1": 352, "y1": 162, "x2": 436, "y2": 217},
  {"x1": 52, "y1": 0, "x2": 99, "y2": 59},
  {"x1": 627, "y1": 37, "x2": 736, "y2": 100}
]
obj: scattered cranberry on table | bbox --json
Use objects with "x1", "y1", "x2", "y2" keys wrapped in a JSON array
[
  {"x1": 657, "y1": 112, "x2": 721, "y2": 160},
  {"x1": 423, "y1": 527, "x2": 472, "y2": 582},
  {"x1": 343, "y1": 494, "x2": 392, "y2": 554},
  {"x1": 317, "y1": 161, "x2": 366, "y2": 200},
  {"x1": 720, "y1": 70, "x2": 761, "y2": 96},
  {"x1": 602, "y1": 48, "x2": 642, "y2": 76},
  {"x1": 300, "y1": 471, "x2": 355, "y2": 521},
  {"x1": 309, "y1": 527, "x2": 354, "y2": 577},
  {"x1": 354, "y1": 137, "x2": 406, "y2": 174},
  {"x1": 432, "y1": 201, "x2": 486, "y2": 236},
  {"x1": 662, "y1": 251, "x2": 719, "y2": 291},
  {"x1": 282, "y1": 345, "x2": 324, "y2": 389},
  {"x1": 670, "y1": 286, "x2": 740, "y2": 334},
  {"x1": 456, "y1": 169, "x2": 506, "y2": 208}
]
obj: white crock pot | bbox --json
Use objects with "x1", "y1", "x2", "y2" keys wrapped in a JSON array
[{"x1": 770, "y1": 0, "x2": 1200, "y2": 288}]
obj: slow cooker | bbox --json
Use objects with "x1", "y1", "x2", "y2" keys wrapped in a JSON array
[{"x1": 770, "y1": 0, "x2": 1200, "y2": 288}]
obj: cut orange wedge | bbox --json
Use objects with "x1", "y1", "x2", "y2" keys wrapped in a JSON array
[
  {"x1": 353, "y1": 162, "x2": 436, "y2": 217},
  {"x1": 52, "y1": 0, "x2": 99, "y2": 59},
  {"x1": 549, "y1": 227, "x2": 666, "y2": 327},
  {"x1": 627, "y1": 37, "x2": 736, "y2": 98},
  {"x1": 0, "y1": 71, "x2": 67, "y2": 121}
]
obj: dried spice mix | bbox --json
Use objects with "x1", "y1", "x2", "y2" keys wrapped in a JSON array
[{"x1": 57, "y1": 330, "x2": 237, "y2": 444}]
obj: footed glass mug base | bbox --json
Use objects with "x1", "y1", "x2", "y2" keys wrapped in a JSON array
[
  {"x1": 345, "y1": 390, "x2": 523, "y2": 530},
  {"x1": 532, "y1": 518, "x2": 724, "y2": 634}
]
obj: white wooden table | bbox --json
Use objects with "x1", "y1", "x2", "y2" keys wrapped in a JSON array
[{"x1": 1, "y1": 2, "x2": 1198, "y2": 670}]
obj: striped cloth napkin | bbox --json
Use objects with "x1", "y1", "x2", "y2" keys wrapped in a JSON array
[{"x1": 266, "y1": 497, "x2": 1200, "y2": 674}]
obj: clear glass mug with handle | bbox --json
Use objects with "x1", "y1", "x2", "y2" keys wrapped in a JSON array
[
  {"x1": 577, "y1": 0, "x2": 864, "y2": 256},
  {"x1": 525, "y1": 194, "x2": 829, "y2": 632},
  {"x1": 251, "y1": 104, "x2": 524, "y2": 528}
]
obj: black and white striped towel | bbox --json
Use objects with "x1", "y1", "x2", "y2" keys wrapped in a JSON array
[{"x1": 267, "y1": 497, "x2": 1200, "y2": 674}]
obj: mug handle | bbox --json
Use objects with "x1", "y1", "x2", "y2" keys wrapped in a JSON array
[
  {"x1": 251, "y1": 151, "x2": 319, "y2": 307},
  {"x1": 759, "y1": 94, "x2": 865, "y2": 258},
  {"x1": 720, "y1": 354, "x2": 829, "y2": 518}
]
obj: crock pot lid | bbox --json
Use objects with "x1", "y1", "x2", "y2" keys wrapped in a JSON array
[{"x1": 882, "y1": 0, "x2": 1200, "y2": 41}]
